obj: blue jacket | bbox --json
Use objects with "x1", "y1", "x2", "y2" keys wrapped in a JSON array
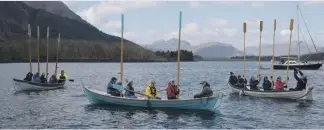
[
  {"x1": 107, "y1": 82, "x2": 119, "y2": 93},
  {"x1": 32, "y1": 77, "x2": 41, "y2": 83}
]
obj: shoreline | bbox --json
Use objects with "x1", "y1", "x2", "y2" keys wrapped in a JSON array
[{"x1": 0, "y1": 59, "x2": 197, "y2": 63}]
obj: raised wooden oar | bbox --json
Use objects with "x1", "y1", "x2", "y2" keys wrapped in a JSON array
[
  {"x1": 258, "y1": 21, "x2": 263, "y2": 83},
  {"x1": 37, "y1": 26, "x2": 40, "y2": 73},
  {"x1": 176, "y1": 11, "x2": 182, "y2": 99},
  {"x1": 286, "y1": 19, "x2": 294, "y2": 83},
  {"x1": 46, "y1": 26, "x2": 49, "y2": 80},
  {"x1": 243, "y1": 22, "x2": 247, "y2": 79},
  {"x1": 28, "y1": 24, "x2": 32, "y2": 73},
  {"x1": 55, "y1": 33, "x2": 60, "y2": 75},
  {"x1": 271, "y1": 19, "x2": 276, "y2": 87},
  {"x1": 120, "y1": 14, "x2": 124, "y2": 97}
]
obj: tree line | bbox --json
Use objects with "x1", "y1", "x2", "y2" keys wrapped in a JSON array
[
  {"x1": 154, "y1": 50, "x2": 194, "y2": 61},
  {"x1": 0, "y1": 39, "x2": 164, "y2": 62},
  {"x1": 230, "y1": 53, "x2": 324, "y2": 61},
  {"x1": 230, "y1": 55, "x2": 298, "y2": 61}
]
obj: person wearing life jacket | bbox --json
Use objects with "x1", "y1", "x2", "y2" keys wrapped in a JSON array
[
  {"x1": 229, "y1": 72, "x2": 238, "y2": 86},
  {"x1": 40, "y1": 72, "x2": 47, "y2": 83},
  {"x1": 107, "y1": 77, "x2": 122, "y2": 97},
  {"x1": 275, "y1": 76, "x2": 287, "y2": 92},
  {"x1": 124, "y1": 80, "x2": 137, "y2": 98},
  {"x1": 49, "y1": 74, "x2": 58, "y2": 83},
  {"x1": 236, "y1": 75, "x2": 247, "y2": 89},
  {"x1": 193, "y1": 81, "x2": 213, "y2": 98},
  {"x1": 32, "y1": 72, "x2": 41, "y2": 83},
  {"x1": 57, "y1": 70, "x2": 68, "y2": 83},
  {"x1": 289, "y1": 68, "x2": 307, "y2": 91},
  {"x1": 145, "y1": 80, "x2": 161, "y2": 99},
  {"x1": 166, "y1": 80, "x2": 180, "y2": 99},
  {"x1": 249, "y1": 76, "x2": 259, "y2": 90},
  {"x1": 262, "y1": 76, "x2": 272, "y2": 91},
  {"x1": 24, "y1": 72, "x2": 33, "y2": 81}
]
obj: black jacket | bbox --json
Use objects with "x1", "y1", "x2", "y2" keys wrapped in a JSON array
[
  {"x1": 237, "y1": 77, "x2": 247, "y2": 88},
  {"x1": 294, "y1": 70, "x2": 307, "y2": 90},
  {"x1": 249, "y1": 79, "x2": 259, "y2": 90},
  {"x1": 263, "y1": 79, "x2": 272, "y2": 90},
  {"x1": 229, "y1": 75, "x2": 238, "y2": 85},
  {"x1": 194, "y1": 84, "x2": 213, "y2": 98}
]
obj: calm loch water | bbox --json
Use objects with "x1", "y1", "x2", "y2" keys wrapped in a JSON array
[{"x1": 0, "y1": 61, "x2": 323, "y2": 128}]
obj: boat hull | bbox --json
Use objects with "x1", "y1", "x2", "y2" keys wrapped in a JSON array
[
  {"x1": 83, "y1": 86, "x2": 224, "y2": 111},
  {"x1": 228, "y1": 82, "x2": 313, "y2": 100},
  {"x1": 273, "y1": 63, "x2": 322, "y2": 70},
  {"x1": 12, "y1": 78, "x2": 66, "y2": 91}
]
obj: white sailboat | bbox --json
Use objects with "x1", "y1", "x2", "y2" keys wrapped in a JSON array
[{"x1": 273, "y1": 5, "x2": 323, "y2": 70}]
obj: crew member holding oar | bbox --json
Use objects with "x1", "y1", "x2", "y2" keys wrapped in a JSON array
[
  {"x1": 166, "y1": 80, "x2": 180, "y2": 99},
  {"x1": 145, "y1": 80, "x2": 161, "y2": 99},
  {"x1": 124, "y1": 80, "x2": 137, "y2": 98},
  {"x1": 57, "y1": 70, "x2": 68, "y2": 83}
]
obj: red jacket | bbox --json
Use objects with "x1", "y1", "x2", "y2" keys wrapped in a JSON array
[
  {"x1": 166, "y1": 83, "x2": 180, "y2": 98},
  {"x1": 275, "y1": 81, "x2": 286, "y2": 91}
]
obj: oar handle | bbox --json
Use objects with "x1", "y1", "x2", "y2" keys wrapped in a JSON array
[{"x1": 124, "y1": 88, "x2": 153, "y2": 98}]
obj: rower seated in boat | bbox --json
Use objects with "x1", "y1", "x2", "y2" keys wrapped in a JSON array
[
  {"x1": 107, "y1": 77, "x2": 123, "y2": 97},
  {"x1": 193, "y1": 81, "x2": 213, "y2": 98},
  {"x1": 166, "y1": 80, "x2": 180, "y2": 99},
  {"x1": 275, "y1": 76, "x2": 287, "y2": 92},
  {"x1": 32, "y1": 72, "x2": 41, "y2": 83},
  {"x1": 229, "y1": 72, "x2": 238, "y2": 86},
  {"x1": 24, "y1": 72, "x2": 33, "y2": 81},
  {"x1": 124, "y1": 80, "x2": 137, "y2": 98},
  {"x1": 249, "y1": 76, "x2": 259, "y2": 90},
  {"x1": 49, "y1": 74, "x2": 58, "y2": 83},
  {"x1": 57, "y1": 70, "x2": 68, "y2": 83},
  {"x1": 237, "y1": 75, "x2": 247, "y2": 89},
  {"x1": 145, "y1": 80, "x2": 161, "y2": 99},
  {"x1": 40, "y1": 72, "x2": 47, "y2": 83},
  {"x1": 289, "y1": 68, "x2": 307, "y2": 91},
  {"x1": 262, "y1": 76, "x2": 272, "y2": 91}
]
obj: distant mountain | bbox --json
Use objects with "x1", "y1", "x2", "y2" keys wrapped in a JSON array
[
  {"x1": 245, "y1": 41, "x2": 322, "y2": 56},
  {"x1": 193, "y1": 42, "x2": 243, "y2": 58},
  {"x1": 320, "y1": 47, "x2": 324, "y2": 52},
  {"x1": 146, "y1": 39, "x2": 243, "y2": 58},
  {"x1": 144, "y1": 38, "x2": 192, "y2": 51}
]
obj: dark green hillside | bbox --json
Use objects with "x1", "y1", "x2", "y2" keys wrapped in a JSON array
[{"x1": 0, "y1": 1, "x2": 162, "y2": 62}]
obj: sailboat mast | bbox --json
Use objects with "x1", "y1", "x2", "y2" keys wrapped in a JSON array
[{"x1": 297, "y1": 5, "x2": 300, "y2": 61}]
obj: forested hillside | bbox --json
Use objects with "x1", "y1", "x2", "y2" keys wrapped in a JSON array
[{"x1": 0, "y1": 1, "x2": 162, "y2": 62}]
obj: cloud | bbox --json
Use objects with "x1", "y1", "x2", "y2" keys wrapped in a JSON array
[
  {"x1": 213, "y1": 1, "x2": 242, "y2": 5},
  {"x1": 104, "y1": 20, "x2": 121, "y2": 31},
  {"x1": 244, "y1": 19, "x2": 262, "y2": 28},
  {"x1": 188, "y1": 1, "x2": 203, "y2": 8},
  {"x1": 303, "y1": 1, "x2": 324, "y2": 5},
  {"x1": 77, "y1": 1, "x2": 163, "y2": 26},
  {"x1": 163, "y1": 19, "x2": 239, "y2": 45},
  {"x1": 208, "y1": 19, "x2": 229, "y2": 28},
  {"x1": 251, "y1": 2, "x2": 265, "y2": 8}
]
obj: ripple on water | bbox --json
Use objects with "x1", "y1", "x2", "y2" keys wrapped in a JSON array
[{"x1": 0, "y1": 62, "x2": 324, "y2": 128}]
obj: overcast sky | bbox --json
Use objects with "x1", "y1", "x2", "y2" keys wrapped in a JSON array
[{"x1": 62, "y1": 1, "x2": 324, "y2": 49}]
